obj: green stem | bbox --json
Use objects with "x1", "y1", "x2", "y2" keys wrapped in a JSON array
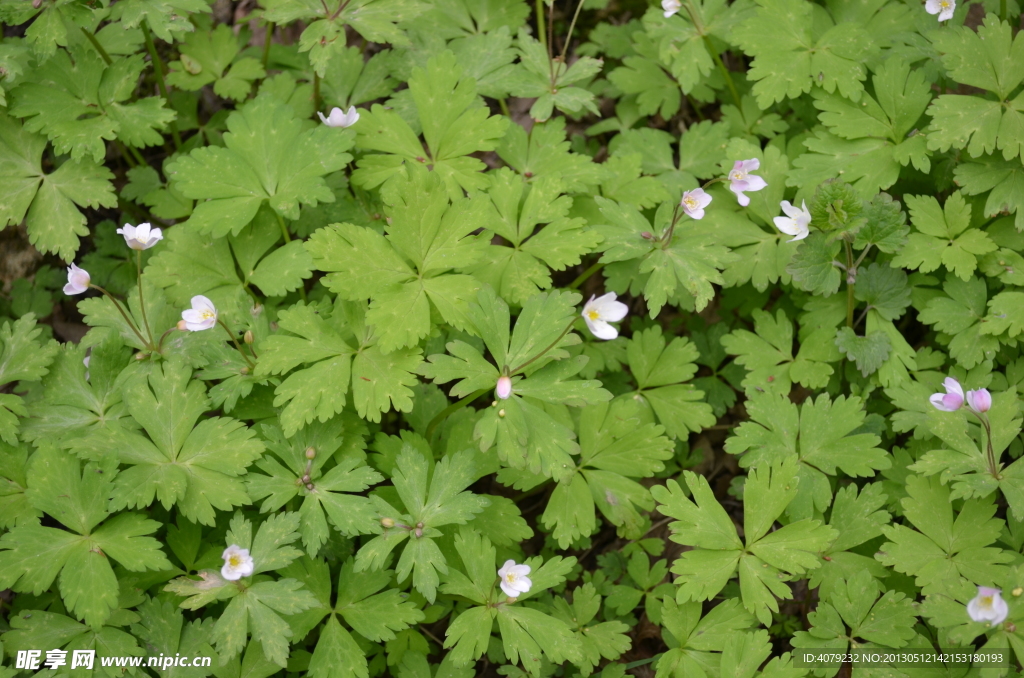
[
  {"x1": 157, "y1": 326, "x2": 178, "y2": 352},
  {"x1": 90, "y1": 285, "x2": 151, "y2": 350},
  {"x1": 141, "y1": 21, "x2": 182, "y2": 150},
  {"x1": 275, "y1": 211, "x2": 293, "y2": 243},
  {"x1": 218, "y1": 319, "x2": 256, "y2": 370},
  {"x1": 262, "y1": 22, "x2": 275, "y2": 71},
  {"x1": 80, "y1": 27, "x2": 112, "y2": 66},
  {"x1": 511, "y1": 318, "x2": 577, "y2": 375},
  {"x1": 313, "y1": 72, "x2": 321, "y2": 113},
  {"x1": 426, "y1": 388, "x2": 489, "y2": 440},
  {"x1": 536, "y1": 0, "x2": 547, "y2": 52},
  {"x1": 569, "y1": 261, "x2": 604, "y2": 290},
  {"x1": 115, "y1": 141, "x2": 138, "y2": 167},
  {"x1": 558, "y1": 0, "x2": 587, "y2": 64},
  {"x1": 844, "y1": 240, "x2": 855, "y2": 328},
  {"x1": 1000, "y1": 0, "x2": 1007, "y2": 22},
  {"x1": 498, "y1": 97, "x2": 511, "y2": 117},
  {"x1": 136, "y1": 250, "x2": 154, "y2": 346},
  {"x1": 976, "y1": 413, "x2": 999, "y2": 479},
  {"x1": 682, "y1": 2, "x2": 740, "y2": 108}
]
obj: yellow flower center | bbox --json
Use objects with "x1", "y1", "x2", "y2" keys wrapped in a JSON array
[
  {"x1": 229, "y1": 555, "x2": 242, "y2": 567},
  {"x1": 683, "y1": 197, "x2": 698, "y2": 209},
  {"x1": 505, "y1": 572, "x2": 517, "y2": 583},
  {"x1": 730, "y1": 171, "x2": 744, "y2": 181},
  {"x1": 201, "y1": 310, "x2": 215, "y2": 320},
  {"x1": 979, "y1": 595, "x2": 994, "y2": 609},
  {"x1": 586, "y1": 309, "x2": 601, "y2": 321},
  {"x1": 939, "y1": 0, "x2": 950, "y2": 8}
]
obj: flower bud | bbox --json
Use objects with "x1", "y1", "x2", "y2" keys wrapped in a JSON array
[
  {"x1": 496, "y1": 375, "x2": 512, "y2": 400},
  {"x1": 381, "y1": 517, "x2": 395, "y2": 528},
  {"x1": 243, "y1": 330, "x2": 254, "y2": 344},
  {"x1": 305, "y1": 447, "x2": 316, "y2": 459},
  {"x1": 177, "y1": 320, "x2": 188, "y2": 331},
  {"x1": 301, "y1": 474, "x2": 311, "y2": 484},
  {"x1": 306, "y1": 483, "x2": 314, "y2": 490},
  {"x1": 505, "y1": 596, "x2": 518, "y2": 604},
  {"x1": 640, "y1": 231, "x2": 653, "y2": 240},
  {"x1": 967, "y1": 388, "x2": 992, "y2": 414},
  {"x1": 414, "y1": 527, "x2": 423, "y2": 538},
  {"x1": 135, "y1": 352, "x2": 146, "y2": 360},
  {"x1": 498, "y1": 409, "x2": 506, "y2": 418}
]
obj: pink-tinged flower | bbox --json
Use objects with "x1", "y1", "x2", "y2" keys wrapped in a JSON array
[
  {"x1": 925, "y1": 0, "x2": 955, "y2": 22},
  {"x1": 929, "y1": 377, "x2": 964, "y2": 412},
  {"x1": 773, "y1": 200, "x2": 811, "y2": 242},
  {"x1": 498, "y1": 559, "x2": 532, "y2": 598},
  {"x1": 181, "y1": 295, "x2": 218, "y2": 331},
  {"x1": 117, "y1": 222, "x2": 163, "y2": 250},
  {"x1": 727, "y1": 159, "x2": 768, "y2": 206},
  {"x1": 496, "y1": 375, "x2": 513, "y2": 400},
  {"x1": 63, "y1": 263, "x2": 91, "y2": 295},
  {"x1": 661, "y1": 0, "x2": 681, "y2": 17},
  {"x1": 967, "y1": 389, "x2": 992, "y2": 415},
  {"x1": 967, "y1": 586, "x2": 1008, "y2": 625},
  {"x1": 680, "y1": 188, "x2": 712, "y2": 220},
  {"x1": 318, "y1": 106, "x2": 360, "y2": 128},
  {"x1": 582, "y1": 292, "x2": 628, "y2": 340}
]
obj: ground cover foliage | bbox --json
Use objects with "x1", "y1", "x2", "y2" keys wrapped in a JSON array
[{"x1": 1, "y1": 0, "x2": 1024, "y2": 675}]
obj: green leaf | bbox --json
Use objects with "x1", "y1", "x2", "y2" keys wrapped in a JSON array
[
  {"x1": 0, "y1": 113, "x2": 116, "y2": 260},
  {"x1": 496, "y1": 118, "x2": 603, "y2": 192},
  {"x1": 834, "y1": 327, "x2": 891, "y2": 377},
  {"x1": 109, "y1": 0, "x2": 210, "y2": 41},
  {"x1": 10, "y1": 46, "x2": 175, "y2": 162},
  {"x1": 954, "y1": 156, "x2": 1024, "y2": 231},
  {"x1": 918, "y1": 276, "x2": 1000, "y2": 369},
  {"x1": 131, "y1": 597, "x2": 216, "y2": 678},
  {"x1": 732, "y1": 0, "x2": 875, "y2": 108},
  {"x1": 166, "y1": 25, "x2": 266, "y2": 102},
  {"x1": 890, "y1": 191, "x2": 996, "y2": 281},
  {"x1": 876, "y1": 474, "x2": 1012, "y2": 594},
  {"x1": 352, "y1": 50, "x2": 508, "y2": 197},
  {"x1": 67, "y1": 360, "x2": 264, "y2": 526},
  {"x1": 507, "y1": 29, "x2": 601, "y2": 122},
  {"x1": 167, "y1": 94, "x2": 353, "y2": 236}
]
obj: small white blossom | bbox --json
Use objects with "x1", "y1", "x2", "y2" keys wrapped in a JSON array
[
  {"x1": 582, "y1": 292, "x2": 628, "y2": 340},
  {"x1": 661, "y1": 0, "x2": 681, "y2": 18},
  {"x1": 929, "y1": 376, "x2": 965, "y2": 412},
  {"x1": 181, "y1": 295, "x2": 218, "y2": 331},
  {"x1": 318, "y1": 106, "x2": 360, "y2": 128},
  {"x1": 967, "y1": 388, "x2": 992, "y2": 414},
  {"x1": 221, "y1": 544, "x2": 254, "y2": 581},
  {"x1": 727, "y1": 159, "x2": 767, "y2": 206},
  {"x1": 117, "y1": 222, "x2": 163, "y2": 250},
  {"x1": 63, "y1": 263, "x2": 91, "y2": 295},
  {"x1": 967, "y1": 586, "x2": 1008, "y2": 625},
  {"x1": 498, "y1": 559, "x2": 532, "y2": 598},
  {"x1": 772, "y1": 200, "x2": 812, "y2": 242},
  {"x1": 925, "y1": 0, "x2": 955, "y2": 21},
  {"x1": 496, "y1": 375, "x2": 513, "y2": 399},
  {"x1": 83, "y1": 354, "x2": 91, "y2": 381},
  {"x1": 680, "y1": 188, "x2": 712, "y2": 220}
]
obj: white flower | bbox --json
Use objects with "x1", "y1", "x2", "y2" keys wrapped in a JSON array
[
  {"x1": 929, "y1": 376, "x2": 965, "y2": 412},
  {"x1": 498, "y1": 559, "x2": 532, "y2": 598},
  {"x1": 772, "y1": 200, "x2": 812, "y2": 242},
  {"x1": 967, "y1": 388, "x2": 992, "y2": 414},
  {"x1": 496, "y1": 375, "x2": 513, "y2": 400},
  {"x1": 925, "y1": 0, "x2": 955, "y2": 21},
  {"x1": 63, "y1": 263, "x2": 91, "y2": 295},
  {"x1": 83, "y1": 355, "x2": 91, "y2": 381},
  {"x1": 116, "y1": 222, "x2": 163, "y2": 250},
  {"x1": 318, "y1": 106, "x2": 360, "y2": 128},
  {"x1": 181, "y1": 295, "x2": 218, "y2": 331},
  {"x1": 727, "y1": 159, "x2": 768, "y2": 206},
  {"x1": 582, "y1": 292, "x2": 628, "y2": 340},
  {"x1": 220, "y1": 545, "x2": 254, "y2": 581},
  {"x1": 661, "y1": 0, "x2": 681, "y2": 18},
  {"x1": 680, "y1": 188, "x2": 712, "y2": 220},
  {"x1": 967, "y1": 586, "x2": 1008, "y2": 625}
]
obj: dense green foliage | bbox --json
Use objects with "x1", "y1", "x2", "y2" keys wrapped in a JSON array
[{"x1": 2, "y1": 0, "x2": 1024, "y2": 676}]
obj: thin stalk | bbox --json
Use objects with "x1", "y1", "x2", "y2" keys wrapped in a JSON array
[
  {"x1": 136, "y1": 250, "x2": 154, "y2": 346},
  {"x1": 547, "y1": 0, "x2": 556, "y2": 87},
  {"x1": 80, "y1": 27, "x2": 112, "y2": 65},
  {"x1": 313, "y1": 72, "x2": 321, "y2": 113},
  {"x1": 157, "y1": 326, "x2": 178, "y2": 352},
  {"x1": 126, "y1": 144, "x2": 146, "y2": 166},
  {"x1": 682, "y1": 1, "x2": 740, "y2": 108},
  {"x1": 569, "y1": 261, "x2": 604, "y2": 290},
  {"x1": 262, "y1": 22, "x2": 275, "y2": 71},
  {"x1": 115, "y1": 141, "x2": 138, "y2": 168},
  {"x1": 218, "y1": 319, "x2": 256, "y2": 370},
  {"x1": 90, "y1": 285, "x2": 151, "y2": 349},
  {"x1": 536, "y1": 0, "x2": 547, "y2": 52},
  {"x1": 1000, "y1": 0, "x2": 1007, "y2": 22},
  {"x1": 844, "y1": 240, "x2": 855, "y2": 328},
  {"x1": 425, "y1": 388, "x2": 489, "y2": 440},
  {"x1": 511, "y1": 317, "x2": 577, "y2": 374},
  {"x1": 141, "y1": 22, "x2": 182, "y2": 150},
  {"x1": 660, "y1": 201, "x2": 683, "y2": 246},
  {"x1": 558, "y1": 0, "x2": 587, "y2": 64},
  {"x1": 275, "y1": 211, "x2": 293, "y2": 243},
  {"x1": 498, "y1": 97, "x2": 511, "y2": 117},
  {"x1": 975, "y1": 413, "x2": 999, "y2": 479}
]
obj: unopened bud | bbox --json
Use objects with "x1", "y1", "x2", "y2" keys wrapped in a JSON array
[
  {"x1": 416, "y1": 522, "x2": 424, "y2": 529},
  {"x1": 414, "y1": 527, "x2": 423, "y2": 538},
  {"x1": 135, "y1": 352, "x2": 146, "y2": 360},
  {"x1": 381, "y1": 517, "x2": 395, "y2": 528},
  {"x1": 243, "y1": 330, "x2": 254, "y2": 344},
  {"x1": 505, "y1": 596, "x2": 518, "y2": 604},
  {"x1": 306, "y1": 483, "x2": 314, "y2": 490},
  {"x1": 32, "y1": 0, "x2": 42, "y2": 8},
  {"x1": 498, "y1": 409, "x2": 506, "y2": 418},
  {"x1": 177, "y1": 320, "x2": 188, "y2": 331},
  {"x1": 301, "y1": 474, "x2": 311, "y2": 484},
  {"x1": 640, "y1": 231, "x2": 653, "y2": 240},
  {"x1": 496, "y1": 375, "x2": 512, "y2": 399},
  {"x1": 251, "y1": 304, "x2": 263, "y2": 317},
  {"x1": 305, "y1": 447, "x2": 316, "y2": 459},
  {"x1": 1013, "y1": 587, "x2": 1022, "y2": 597}
]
